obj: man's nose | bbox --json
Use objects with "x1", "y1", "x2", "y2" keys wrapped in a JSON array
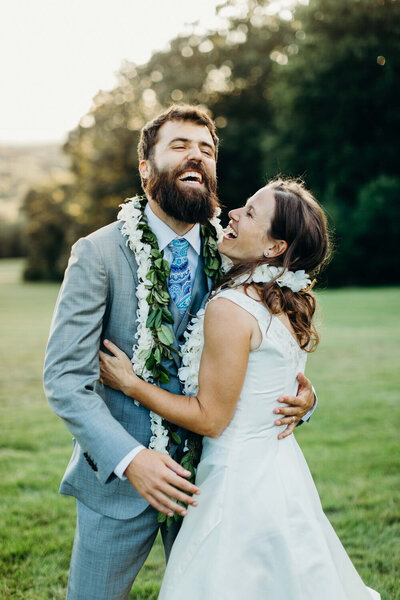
[{"x1": 186, "y1": 145, "x2": 203, "y2": 161}]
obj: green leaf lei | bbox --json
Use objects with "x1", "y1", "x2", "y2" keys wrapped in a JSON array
[{"x1": 133, "y1": 196, "x2": 223, "y2": 386}]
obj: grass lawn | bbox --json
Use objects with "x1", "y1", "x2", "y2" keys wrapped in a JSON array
[{"x1": 0, "y1": 259, "x2": 399, "y2": 599}]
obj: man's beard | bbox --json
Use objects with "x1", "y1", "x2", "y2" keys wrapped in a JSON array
[{"x1": 144, "y1": 160, "x2": 219, "y2": 224}]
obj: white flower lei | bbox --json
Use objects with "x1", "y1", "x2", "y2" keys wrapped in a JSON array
[
  {"x1": 234, "y1": 264, "x2": 311, "y2": 292},
  {"x1": 178, "y1": 309, "x2": 205, "y2": 396},
  {"x1": 118, "y1": 196, "x2": 225, "y2": 453}
]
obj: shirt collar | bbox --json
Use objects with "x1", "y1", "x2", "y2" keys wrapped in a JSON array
[{"x1": 145, "y1": 202, "x2": 201, "y2": 255}]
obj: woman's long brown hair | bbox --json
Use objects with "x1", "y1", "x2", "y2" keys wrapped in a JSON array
[{"x1": 217, "y1": 178, "x2": 332, "y2": 351}]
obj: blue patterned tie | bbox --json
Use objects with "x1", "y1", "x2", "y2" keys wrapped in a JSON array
[{"x1": 167, "y1": 238, "x2": 192, "y2": 316}]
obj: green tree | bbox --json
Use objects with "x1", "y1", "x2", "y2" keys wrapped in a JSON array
[
  {"x1": 349, "y1": 175, "x2": 400, "y2": 284},
  {"x1": 23, "y1": 182, "x2": 74, "y2": 281},
  {"x1": 264, "y1": 0, "x2": 400, "y2": 282}
]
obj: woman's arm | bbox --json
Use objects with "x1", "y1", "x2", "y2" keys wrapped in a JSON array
[{"x1": 100, "y1": 298, "x2": 254, "y2": 437}]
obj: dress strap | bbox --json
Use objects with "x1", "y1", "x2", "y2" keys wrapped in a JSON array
[{"x1": 208, "y1": 288, "x2": 271, "y2": 329}]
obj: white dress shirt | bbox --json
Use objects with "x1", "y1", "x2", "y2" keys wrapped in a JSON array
[{"x1": 114, "y1": 203, "x2": 201, "y2": 479}]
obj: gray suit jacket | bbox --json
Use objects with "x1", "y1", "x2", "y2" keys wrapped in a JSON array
[{"x1": 44, "y1": 220, "x2": 212, "y2": 520}]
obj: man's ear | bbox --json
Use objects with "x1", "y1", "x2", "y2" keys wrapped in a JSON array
[{"x1": 139, "y1": 160, "x2": 150, "y2": 179}]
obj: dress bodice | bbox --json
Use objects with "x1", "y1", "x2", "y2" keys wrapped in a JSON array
[{"x1": 206, "y1": 288, "x2": 307, "y2": 444}]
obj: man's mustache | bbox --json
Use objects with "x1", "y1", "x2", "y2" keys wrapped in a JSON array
[{"x1": 175, "y1": 160, "x2": 209, "y2": 185}]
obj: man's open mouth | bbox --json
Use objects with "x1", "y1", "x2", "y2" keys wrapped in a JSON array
[{"x1": 178, "y1": 170, "x2": 204, "y2": 184}]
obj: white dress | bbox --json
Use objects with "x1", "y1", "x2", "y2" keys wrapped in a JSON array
[{"x1": 159, "y1": 289, "x2": 380, "y2": 600}]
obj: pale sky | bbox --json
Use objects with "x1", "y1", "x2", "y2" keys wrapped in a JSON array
[
  {"x1": 0, "y1": 0, "x2": 223, "y2": 144},
  {"x1": 0, "y1": 0, "x2": 301, "y2": 145}
]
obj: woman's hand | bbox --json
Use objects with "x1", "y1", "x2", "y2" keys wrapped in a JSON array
[{"x1": 99, "y1": 340, "x2": 138, "y2": 395}]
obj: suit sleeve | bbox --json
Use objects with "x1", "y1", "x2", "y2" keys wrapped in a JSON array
[{"x1": 43, "y1": 236, "x2": 141, "y2": 484}]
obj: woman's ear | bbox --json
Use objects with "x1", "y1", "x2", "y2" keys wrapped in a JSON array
[{"x1": 266, "y1": 239, "x2": 288, "y2": 258}]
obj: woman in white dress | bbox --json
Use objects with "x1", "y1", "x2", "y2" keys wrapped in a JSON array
[{"x1": 100, "y1": 178, "x2": 380, "y2": 599}]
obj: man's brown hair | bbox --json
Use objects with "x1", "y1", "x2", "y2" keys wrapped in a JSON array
[{"x1": 138, "y1": 104, "x2": 219, "y2": 161}]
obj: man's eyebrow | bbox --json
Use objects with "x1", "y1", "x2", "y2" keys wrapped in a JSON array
[{"x1": 169, "y1": 137, "x2": 189, "y2": 145}]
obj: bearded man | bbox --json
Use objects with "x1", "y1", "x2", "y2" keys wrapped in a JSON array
[{"x1": 44, "y1": 105, "x2": 316, "y2": 600}]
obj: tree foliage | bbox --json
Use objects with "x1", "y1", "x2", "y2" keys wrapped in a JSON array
[
  {"x1": 264, "y1": 0, "x2": 400, "y2": 283},
  {"x1": 23, "y1": 0, "x2": 400, "y2": 285}
]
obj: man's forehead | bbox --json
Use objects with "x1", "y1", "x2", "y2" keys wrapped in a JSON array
[{"x1": 156, "y1": 120, "x2": 215, "y2": 146}]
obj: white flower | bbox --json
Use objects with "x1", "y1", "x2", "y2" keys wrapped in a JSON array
[
  {"x1": 136, "y1": 283, "x2": 149, "y2": 301},
  {"x1": 138, "y1": 328, "x2": 154, "y2": 351},
  {"x1": 237, "y1": 264, "x2": 311, "y2": 292},
  {"x1": 149, "y1": 412, "x2": 169, "y2": 453},
  {"x1": 126, "y1": 226, "x2": 143, "y2": 247},
  {"x1": 178, "y1": 308, "x2": 205, "y2": 396},
  {"x1": 221, "y1": 254, "x2": 233, "y2": 273}
]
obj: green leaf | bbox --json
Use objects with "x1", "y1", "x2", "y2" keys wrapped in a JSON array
[
  {"x1": 146, "y1": 270, "x2": 157, "y2": 285},
  {"x1": 157, "y1": 324, "x2": 174, "y2": 346},
  {"x1": 161, "y1": 307, "x2": 174, "y2": 324},
  {"x1": 209, "y1": 257, "x2": 220, "y2": 270},
  {"x1": 142, "y1": 230, "x2": 158, "y2": 244},
  {"x1": 208, "y1": 237, "x2": 218, "y2": 251},
  {"x1": 153, "y1": 290, "x2": 169, "y2": 305},
  {"x1": 146, "y1": 309, "x2": 158, "y2": 328},
  {"x1": 157, "y1": 512, "x2": 167, "y2": 523},
  {"x1": 166, "y1": 515, "x2": 174, "y2": 528},
  {"x1": 145, "y1": 354, "x2": 155, "y2": 370},
  {"x1": 158, "y1": 370, "x2": 170, "y2": 384},
  {"x1": 181, "y1": 456, "x2": 191, "y2": 470},
  {"x1": 154, "y1": 309, "x2": 163, "y2": 330},
  {"x1": 171, "y1": 431, "x2": 181, "y2": 445},
  {"x1": 155, "y1": 269, "x2": 167, "y2": 282},
  {"x1": 154, "y1": 346, "x2": 162, "y2": 364}
]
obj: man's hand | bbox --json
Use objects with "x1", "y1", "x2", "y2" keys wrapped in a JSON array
[
  {"x1": 125, "y1": 449, "x2": 200, "y2": 517},
  {"x1": 273, "y1": 373, "x2": 315, "y2": 440}
]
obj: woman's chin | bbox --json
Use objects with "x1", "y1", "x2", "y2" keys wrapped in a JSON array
[
  {"x1": 217, "y1": 245, "x2": 238, "y2": 265},
  {"x1": 217, "y1": 240, "x2": 231, "y2": 257}
]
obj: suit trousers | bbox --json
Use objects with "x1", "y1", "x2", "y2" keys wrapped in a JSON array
[{"x1": 67, "y1": 500, "x2": 181, "y2": 600}]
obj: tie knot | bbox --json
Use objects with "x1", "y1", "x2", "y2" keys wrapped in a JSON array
[{"x1": 168, "y1": 238, "x2": 190, "y2": 258}]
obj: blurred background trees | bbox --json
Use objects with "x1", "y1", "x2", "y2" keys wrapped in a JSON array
[{"x1": 14, "y1": 0, "x2": 400, "y2": 284}]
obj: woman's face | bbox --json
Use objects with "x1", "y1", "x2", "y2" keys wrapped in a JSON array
[{"x1": 219, "y1": 187, "x2": 283, "y2": 264}]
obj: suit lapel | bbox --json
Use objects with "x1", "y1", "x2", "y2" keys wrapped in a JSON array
[{"x1": 118, "y1": 224, "x2": 139, "y2": 286}]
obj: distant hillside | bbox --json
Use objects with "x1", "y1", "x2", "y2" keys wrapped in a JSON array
[{"x1": 0, "y1": 144, "x2": 71, "y2": 222}]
